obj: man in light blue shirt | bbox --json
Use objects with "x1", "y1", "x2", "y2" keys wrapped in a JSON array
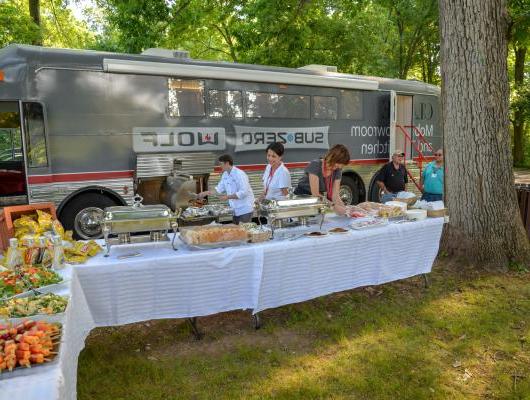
[
  {"x1": 198, "y1": 154, "x2": 255, "y2": 224},
  {"x1": 420, "y1": 149, "x2": 444, "y2": 202}
]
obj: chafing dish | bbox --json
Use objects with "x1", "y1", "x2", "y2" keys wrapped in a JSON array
[
  {"x1": 181, "y1": 207, "x2": 210, "y2": 219},
  {"x1": 101, "y1": 195, "x2": 179, "y2": 256},
  {"x1": 178, "y1": 204, "x2": 234, "y2": 226},
  {"x1": 203, "y1": 204, "x2": 233, "y2": 217},
  {"x1": 258, "y1": 195, "x2": 330, "y2": 229}
]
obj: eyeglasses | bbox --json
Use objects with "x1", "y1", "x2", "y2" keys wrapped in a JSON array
[{"x1": 434, "y1": 153, "x2": 442, "y2": 156}]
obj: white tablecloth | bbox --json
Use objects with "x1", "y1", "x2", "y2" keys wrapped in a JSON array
[{"x1": 0, "y1": 217, "x2": 444, "y2": 400}]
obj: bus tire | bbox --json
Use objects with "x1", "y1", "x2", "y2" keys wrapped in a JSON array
[
  {"x1": 60, "y1": 192, "x2": 119, "y2": 240},
  {"x1": 339, "y1": 176, "x2": 360, "y2": 205},
  {"x1": 368, "y1": 170, "x2": 383, "y2": 202}
]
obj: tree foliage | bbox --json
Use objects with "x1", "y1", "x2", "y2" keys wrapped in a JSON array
[
  {"x1": 93, "y1": 0, "x2": 439, "y2": 78},
  {"x1": 0, "y1": 0, "x2": 95, "y2": 49}
]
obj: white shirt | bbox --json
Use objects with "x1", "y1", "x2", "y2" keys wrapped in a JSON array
[
  {"x1": 262, "y1": 163, "x2": 291, "y2": 200},
  {"x1": 215, "y1": 166, "x2": 255, "y2": 216}
]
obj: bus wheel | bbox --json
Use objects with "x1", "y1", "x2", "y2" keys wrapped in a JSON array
[
  {"x1": 368, "y1": 182, "x2": 383, "y2": 202},
  {"x1": 339, "y1": 176, "x2": 359, "y2": 205},
  {"x1": 60, "y1": 193, "x2": 119, "y2": 239}
]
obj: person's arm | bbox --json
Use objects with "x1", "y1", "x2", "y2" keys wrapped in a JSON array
[
  {"x1": 376, "y1": 180, "x2": 388, "y2": 194},
  {"x1": 199, "y1": 175, "x2": 225, "y2": 198},
  {"x1": 308, "y1": 174, "x2": 321, "y2": 197},
  {"x1": 332, "y1": 179, "x2": 346, "y2": 215},
  {"x1": 403, "y1": 166, "x2": 409, "y2": 184},
  {"x1": 420, "y1": 167, "x2": 426, "y2": 192},
  {"x1": 278, "y1": 168, "x2": 291, "y2": 197}
]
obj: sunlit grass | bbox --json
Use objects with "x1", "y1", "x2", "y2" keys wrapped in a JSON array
[{"x1": 78, "y1": 260, "x2": 530, "y2": 400}]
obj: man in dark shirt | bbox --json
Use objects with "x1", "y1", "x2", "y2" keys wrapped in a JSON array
[{"x1": 376, "y1": 151, "x2": 408, "y2": 203}]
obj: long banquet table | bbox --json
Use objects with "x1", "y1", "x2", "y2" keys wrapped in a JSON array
[{"x1": 1, "y1": 216, "x2": 444, "y2": 400}]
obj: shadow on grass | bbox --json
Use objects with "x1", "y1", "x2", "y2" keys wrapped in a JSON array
[{"x1": 77, "y1": 259, "x2": 530, "y2": 400}]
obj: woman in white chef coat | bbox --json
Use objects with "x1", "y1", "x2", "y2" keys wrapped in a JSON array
[{"x1": 260, "y1": 142, "x2": 291, "y2": 201}]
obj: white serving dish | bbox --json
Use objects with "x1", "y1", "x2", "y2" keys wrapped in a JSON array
[{"x1": 405, "y1": 209, "x2": 427, "y2": 221}]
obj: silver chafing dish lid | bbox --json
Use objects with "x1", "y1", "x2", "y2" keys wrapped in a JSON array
[
  {"x1": 104, "y1": 205, "x2": 171, "y2": 221},
  {"x1": 104, "y1": 196, "x2": 172, "y2": 221}
]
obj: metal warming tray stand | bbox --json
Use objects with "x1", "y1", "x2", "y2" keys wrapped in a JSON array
[
  {"x1": 258, "y1": 195, "x2": 330, "y2": 230},
  {"x1": 101, "y1": 196, "x2": 179, "y2": 256}
]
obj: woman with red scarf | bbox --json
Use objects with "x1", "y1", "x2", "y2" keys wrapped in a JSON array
[{"x1": 294, "y1": 144, "x2": 350, "y2": 215}]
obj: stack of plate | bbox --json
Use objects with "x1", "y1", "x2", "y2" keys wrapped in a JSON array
[{"x1": 405, "y1": 209, "x2": 427, "y2": 221}]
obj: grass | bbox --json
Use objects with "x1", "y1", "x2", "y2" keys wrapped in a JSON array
[{"x1": 78, "y1": 259, "x2": 530, "y2": 400}]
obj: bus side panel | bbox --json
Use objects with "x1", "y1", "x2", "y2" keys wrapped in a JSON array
[{"x1": 412, "y1": 94, "x2": 442, "y2": 157}]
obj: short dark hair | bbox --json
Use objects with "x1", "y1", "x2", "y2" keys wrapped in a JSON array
[
  {"x1": 218, "y1": 154, "x2": 234, "y2": 166},
  {"x1": 266, "y1": 142, "x2": 285, "y2": 157}
]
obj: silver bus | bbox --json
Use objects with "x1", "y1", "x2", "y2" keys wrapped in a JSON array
[{"x1": 0, "y1": 45, "x2": 441, "y2": 239}]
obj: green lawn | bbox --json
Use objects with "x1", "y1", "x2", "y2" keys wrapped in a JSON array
[{"x1": 78, "y1": 259, "x2": 530, "y2": 400}]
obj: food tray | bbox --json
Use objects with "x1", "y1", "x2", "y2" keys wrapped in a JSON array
[
  {"x1": 350, "y1": 218, "x2": 388, "y2": 230},
  {"x1": 0, "y1": 320, "x2": 62, "y2": 380},
  {"x1": 179, "y1": 237, "x2": 248, "y2": 251},
  {"x1": 248, "y1": 229, "x2": 272, "y2": 243},
  {"x1": 1, "y1": 279, "x2": 69, "y2": 302},
  {"x1": 0, "y1": 293, "x2": 69, "y2": 320}
]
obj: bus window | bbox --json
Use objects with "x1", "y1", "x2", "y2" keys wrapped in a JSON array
[
  {"x1": 340, "y1": 90, "x2": 363, "y2": 120},
  {"x1": 208, "y1": 90, "x2": 243, "y2": 119},
  {"x1": 0, "y1": 101, "x2": 25, "y2": 197},
  {"x1": 22, "y1": 102, "x2": 48, "y2": 168},
  {"x1": 245, "y1": 92, "x2": 310, "y2": 119},
  {"x1": 0, "y1": 102, "x2": 22, "y2": 162},
  {"x1": 313, "y1": 96, "x2": 338, "y2": 120},
  {"x1": 168, "y1": 79, "x2": 205, "y2": 117}
]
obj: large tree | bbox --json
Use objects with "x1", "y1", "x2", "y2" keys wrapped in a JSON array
[{"x1": 439, "y1": 0, "x2": 530, "y2": 266}]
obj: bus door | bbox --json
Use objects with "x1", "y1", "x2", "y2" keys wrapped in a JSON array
[
  {"x1": 393, "y1": 95, "x2": 413, "y2": 160},
  {"x1": 0, "y1": 101, "x2": 26, "y2": 206}
]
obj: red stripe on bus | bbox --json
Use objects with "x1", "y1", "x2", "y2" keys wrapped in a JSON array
[
  {"x1": 27, "y1": 170, "x2": 134, "y2": 184},
  {"x1": 214, "y1": 159, "x2": 388, "y2": 172}
]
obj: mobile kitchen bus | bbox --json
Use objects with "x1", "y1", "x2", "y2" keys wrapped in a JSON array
[{"x1": 0, "y1": 45, "x2": 441, "y2": 239}]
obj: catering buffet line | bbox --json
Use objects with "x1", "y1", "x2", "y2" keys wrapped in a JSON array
[
  {"x1": 99, "y1": 190, "x2": 446, "y2": 254},
  {"x1": 0, "y1": 191, "x2": 446, "y2": 383}
]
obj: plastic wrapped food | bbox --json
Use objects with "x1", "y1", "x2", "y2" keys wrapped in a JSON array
[
  {"x1": 180, "y1": 224, "x2": 248, "y2": 245},
  {"x1": 377, "y1": 205, "x2": 404, "y2": 218},
  {"x1": 14, "y1": 216, "x2": 40, "y2": 236},
  {"x1": 357, "y1": 202, "x2": 404, "y2": 218},
  {"x1": 51, "y1": 219, "x2": 65, "y2": 239},
  {"x1": 5, "y1": 239, "x2": 23, "y2": 270},
  {"x1": 344, "y1": 205, "x2": 367, "y2": 219},
  {"x1": 63, "y1": 230, "x2": 74, "y2": 242},
  {"x1": 22, "y1": 238, "x2": 40, "y2": 266},
  {"x1": 36, "y1": 210, "x2": 53, "y2": 231},
  {"x1": 247, "y1": 228, "x2": 272, "y2": 243},
  {"x1": 64, "y1": 254, "x2": 88, "y2": 264},
  {"x1": 51, "y1": 235, "x2": 65, "y2": 270}
]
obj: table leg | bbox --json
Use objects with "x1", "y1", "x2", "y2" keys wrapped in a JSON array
[
  {"x1": 252, "y1": 312, "x2": 261, "y2": 330},
  {"x1": 187, "y1": 317, "x2": 203, "y2": 340},
  {"x1": 422, "y1": 273, "x2": 430, "y2": 288}
]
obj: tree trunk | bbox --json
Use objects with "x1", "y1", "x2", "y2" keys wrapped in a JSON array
[
  {"x1": 29, "y1": 0, "x2": 42, "y2": 46},
  {"x1": 439, "y1": 0, "x2": 530, "y2": 266},
  {"x1": 512, "y1": 46, "x2": 526, "y2": 166}
]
